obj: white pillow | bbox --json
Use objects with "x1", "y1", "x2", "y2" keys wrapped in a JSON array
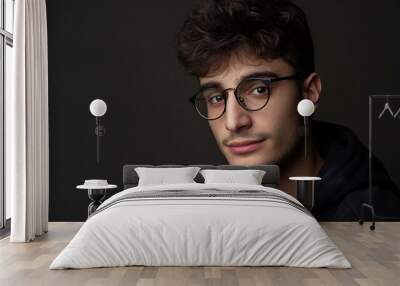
[
  {"x1": 200, "y1": 169, "x2": 266, "y2": 185},
  {"x1": 135, "y1": 167, "x2": 201, "y2": 186}
]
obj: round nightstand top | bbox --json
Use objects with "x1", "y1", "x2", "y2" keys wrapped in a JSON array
[
  {"x1": 76, "y1": 184, "x2": 117, "y2": 190},
  {"x1": 289, "y1": 176, "x2": 322, "y2": 181}
]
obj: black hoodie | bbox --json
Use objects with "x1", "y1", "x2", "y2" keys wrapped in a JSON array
[{"x1": 311, "y1": 120, "x2": 400, "y2": 221}]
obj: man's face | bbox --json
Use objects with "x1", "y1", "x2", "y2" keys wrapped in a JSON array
[{"x1": 199, "y1": 53, "x2": 303, "y2": 166}]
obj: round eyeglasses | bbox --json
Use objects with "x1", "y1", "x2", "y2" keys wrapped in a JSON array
[{"x1": 189, "y1": 74, "x2": 299, "y2": 120}]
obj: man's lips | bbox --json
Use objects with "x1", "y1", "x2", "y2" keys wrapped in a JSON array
[{"x1": 226, "y1": 138, "x2": 266, "y2": 155}]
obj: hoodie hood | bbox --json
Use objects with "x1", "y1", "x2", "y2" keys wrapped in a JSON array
[
  {"x1": 311, "y1": 120, "x2": 400, "y2": 219},
  {"x1": 312, "y1": 120, "x2": 369, "y2": 211}
]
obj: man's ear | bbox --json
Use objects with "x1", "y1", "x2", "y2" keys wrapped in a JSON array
[{"x1": 302, "y1": 72, "x2": 322, "y2": 109}]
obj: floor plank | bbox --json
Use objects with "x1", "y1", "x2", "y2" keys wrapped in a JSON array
[{"x1": 0, "y1": 222, "x2": 399, "y2": 286}]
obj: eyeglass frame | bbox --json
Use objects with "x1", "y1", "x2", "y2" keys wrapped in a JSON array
[{"x1": 189, "y1": 74, "x2": 301, "y2": 120}]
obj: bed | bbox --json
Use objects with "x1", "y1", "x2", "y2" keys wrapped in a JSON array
[{"x1": 49, "y1": 164, "x2": 351, "y2": 269}]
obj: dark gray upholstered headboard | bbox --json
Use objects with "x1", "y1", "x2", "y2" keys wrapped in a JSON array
[{"x1": 122, "y1": 164, "x2": 280, "y2": 190}]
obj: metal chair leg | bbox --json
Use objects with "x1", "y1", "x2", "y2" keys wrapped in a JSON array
[{"x1": 359, "y1": 203, "x2": 375, "y2": 230}]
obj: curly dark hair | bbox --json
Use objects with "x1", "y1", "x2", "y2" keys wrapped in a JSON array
[{"x1": 176, "y1": 0, "x2": 315, "y2": 78}]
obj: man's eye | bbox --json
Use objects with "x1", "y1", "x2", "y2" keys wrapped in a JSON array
[
  {"x1": 252, "y1": 86, "x2": 268, "y2": 95},
  {"x1": 209, "y1": 94, "x2": 224, "y2": 104}
]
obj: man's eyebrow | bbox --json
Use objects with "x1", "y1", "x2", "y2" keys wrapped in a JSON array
[
  {"x1": 199, "y1": 82, "x2": 220, "y2": 91},
  {"x1": 240, "y1": 71, "x2": 279, "y2": 81},
  {"x1": 199, "y1": 70, "x2": 279, "y2": 90}
]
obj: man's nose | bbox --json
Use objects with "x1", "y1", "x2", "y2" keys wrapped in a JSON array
[{"x1": 224, "y1": 90, "x2": 252, "y2": 132}]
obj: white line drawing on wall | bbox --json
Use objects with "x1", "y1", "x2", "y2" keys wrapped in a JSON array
[{"x1": 378, "y1": 96, "x2": 400, "y2": 119}]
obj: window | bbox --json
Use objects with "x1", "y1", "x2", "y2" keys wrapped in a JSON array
[{"x1": 0, "y1": 0, "x2": 14, "y2": 230}]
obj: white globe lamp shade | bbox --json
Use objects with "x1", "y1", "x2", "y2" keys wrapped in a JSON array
[
  {"x1": 90, "y1": 99, "x2": 107, "y2": 117},
  {"x1": 297, "y1": 99, "x2": 315, "y2": 117}
]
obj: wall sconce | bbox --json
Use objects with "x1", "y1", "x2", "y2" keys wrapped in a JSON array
[
  {"x1": 89, "y1": 99, "x2": 107, "y2": 164},
  {"x1": 297, "y1": 99, "x2": 315, "y2": 161}
]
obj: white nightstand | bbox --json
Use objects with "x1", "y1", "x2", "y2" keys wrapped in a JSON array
[{"x1": 76, "y1": 181, "x2": 117, "y2": 217}]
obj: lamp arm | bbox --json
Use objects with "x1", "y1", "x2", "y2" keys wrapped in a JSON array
[
  {"x1": 304, "y1": 116, "x2": 309, "y2": 161},
  {"x1": 96, "y1": 117, "x2": 100, "y2": 164}
]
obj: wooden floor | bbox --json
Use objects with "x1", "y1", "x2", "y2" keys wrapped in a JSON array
[{"x1": 0, "y1": 222, "x2": 399, "y2": 286}]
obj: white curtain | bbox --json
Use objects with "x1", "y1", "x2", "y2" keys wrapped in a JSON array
[{"x1": 6, "y1": 0, "x2": 49, "y2": 242}]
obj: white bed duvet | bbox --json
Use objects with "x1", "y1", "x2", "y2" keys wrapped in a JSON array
[{"x1": 50, "y1": 183, "x2": 351, "y2": 269}]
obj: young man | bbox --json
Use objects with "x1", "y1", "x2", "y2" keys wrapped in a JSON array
[{"x1": 176, "y1": 0, "x2": 400, "y2": 220}]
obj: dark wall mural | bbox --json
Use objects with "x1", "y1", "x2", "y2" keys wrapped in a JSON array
[{"x1": 46, "y1": 0, "x2": 400, "y2": 221}]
